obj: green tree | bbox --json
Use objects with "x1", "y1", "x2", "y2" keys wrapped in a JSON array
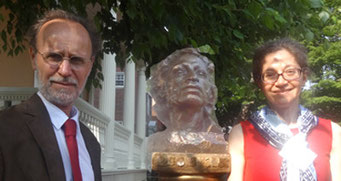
[
  {"x1": 303, "y1": 43, "x2": 341, "y2": 122},
  {"x1": 301, "y1": 1, "x2": 341, "y2": 122},
  {"x1": 1, "y1": 0, "x2": 327, "y2": 126}
]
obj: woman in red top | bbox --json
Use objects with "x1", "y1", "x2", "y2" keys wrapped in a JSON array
[{"x1": 228, "y1": 38, "x2": 341, "y2": 181}]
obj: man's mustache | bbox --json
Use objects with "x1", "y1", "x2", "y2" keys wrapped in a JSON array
[{"x1": 49, "y1": 76, "x2": 78, "y2": 87}]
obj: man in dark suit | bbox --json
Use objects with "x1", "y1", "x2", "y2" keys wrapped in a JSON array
[{"x1": 0, "y1": 9, "x2": 102, "y2": 181}]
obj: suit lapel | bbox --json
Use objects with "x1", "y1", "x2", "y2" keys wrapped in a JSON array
[
  {"x1": 80, "y1": 123, "x2": 102, "y2": 181},
  {"x1": 21, "y1": 94, "x2": 66, "y2": 181}
]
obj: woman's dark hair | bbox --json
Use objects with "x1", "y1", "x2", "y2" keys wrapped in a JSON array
[{"x1": 253, "y1": 38, "x2": 308, "y2": 86}]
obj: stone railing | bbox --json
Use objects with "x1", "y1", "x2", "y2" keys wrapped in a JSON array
[
  {"x1": 112, "y1": 122, "x2": 131, "y2": 169},
  {"x1": 0, "y1": 87, "x2": 147, "y2": 181},
  {"x1": 134, "y1": 134, "x2": 144, "y2": 168}
]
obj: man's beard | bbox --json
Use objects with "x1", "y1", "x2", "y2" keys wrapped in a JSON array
[{"x1": 37, "y1": 71, "x2": 81, "y2": 107}]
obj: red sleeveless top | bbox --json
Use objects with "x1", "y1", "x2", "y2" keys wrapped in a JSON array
[{"x1": 241, "y1": 118, "x2": 332, "y2": 181}]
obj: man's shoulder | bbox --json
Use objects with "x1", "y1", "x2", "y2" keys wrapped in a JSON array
[
  {"x1": 0, "y1": 105, "x2": 29, "y2": 141},
  {"x1": 0, "y1": 94, "x2": 42, "y2": 124},
  {"x1": 0, "y1": 104, "x2": 24, "y2": 121}
]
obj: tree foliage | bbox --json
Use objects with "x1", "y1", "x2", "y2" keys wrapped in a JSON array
[
  {"x1": 0, "y1": 0, "x2": 329, "y2": 126},
  {"x1": 301, "y1": 0, "x2": 341, "y2": 122}
]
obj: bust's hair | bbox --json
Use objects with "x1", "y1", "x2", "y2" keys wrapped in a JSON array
[{"x1": 148, "y1": 48, "x2": 218, "y2": 127}]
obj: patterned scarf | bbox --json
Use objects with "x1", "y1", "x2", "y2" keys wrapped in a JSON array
[{"x1": 250, "y1": 105, "x2": 318, "y2": 181}]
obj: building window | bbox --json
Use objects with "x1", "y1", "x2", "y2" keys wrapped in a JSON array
[{"x1": 116, "y1": 72, "x2": 125, "y2": 87}]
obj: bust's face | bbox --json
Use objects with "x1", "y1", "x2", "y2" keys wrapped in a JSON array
[{"x1": 166, "y1": 54, "x2": 211, "y2": 108}]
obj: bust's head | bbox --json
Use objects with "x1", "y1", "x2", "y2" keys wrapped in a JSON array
[{"x1": 149, "y1": 48, "x2": 217, "y2": 128}]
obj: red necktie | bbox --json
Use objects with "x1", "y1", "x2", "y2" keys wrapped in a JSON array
[{"x1": 63, "y1": 119, "x2": 82, "y2": 181}]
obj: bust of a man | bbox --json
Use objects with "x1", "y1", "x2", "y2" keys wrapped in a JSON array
[{"x1": 148, "y1": 48, "x2": 227, "y2": 154}]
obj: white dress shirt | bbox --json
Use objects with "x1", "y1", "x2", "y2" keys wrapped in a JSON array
[{"x1": 38, "y1": 92, "x2": 95, "y2": 181}]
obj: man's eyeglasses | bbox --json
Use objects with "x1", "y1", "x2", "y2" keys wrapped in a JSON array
[
  {"x1": 261, "y1": 67, "x2": 304, "y2": 84},
  {"x1": 36, "y1": 50, "x2": 91, "y2": 70}
]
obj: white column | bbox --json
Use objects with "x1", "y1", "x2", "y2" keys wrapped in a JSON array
[
  {"x1": 99, "y1": 53, "x2": 116, "y2": 120},
  {"x1": 99, "y1": 53, "x2": 117, "y2": 170},
  {"x1": 136, "y1": 65, "x2": 147, "y2": 169},
  {"x1": 136, "y1": 66, "x2": 146, "y2": 138},
  {"x1": 123, "y1": 59, "x2": 136, "y2": 169}
]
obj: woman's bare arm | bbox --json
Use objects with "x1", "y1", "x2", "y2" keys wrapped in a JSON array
[
  {"x1": 330, "y1": 122, "x2": 341, "y2": 181},
  {"x1": 228, "y1": 123, "x2": 244, "y2": 181}
]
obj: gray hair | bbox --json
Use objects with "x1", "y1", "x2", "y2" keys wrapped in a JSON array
[{"x1": 28, "y1": 9, "x2": 101, "y2": 57}]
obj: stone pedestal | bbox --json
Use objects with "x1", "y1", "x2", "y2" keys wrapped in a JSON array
[{"x1": 152, "y1": 152, "x2": 230, "y2": 181}]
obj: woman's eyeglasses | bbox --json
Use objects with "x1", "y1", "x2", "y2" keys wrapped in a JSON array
[{"x1": 261, "y1": 67, "x2": 304, "y2": 84}]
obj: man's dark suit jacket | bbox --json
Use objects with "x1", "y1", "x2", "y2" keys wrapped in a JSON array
[{"x1": 0, "y1": 93, "x2": 102, "y2": 181}]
